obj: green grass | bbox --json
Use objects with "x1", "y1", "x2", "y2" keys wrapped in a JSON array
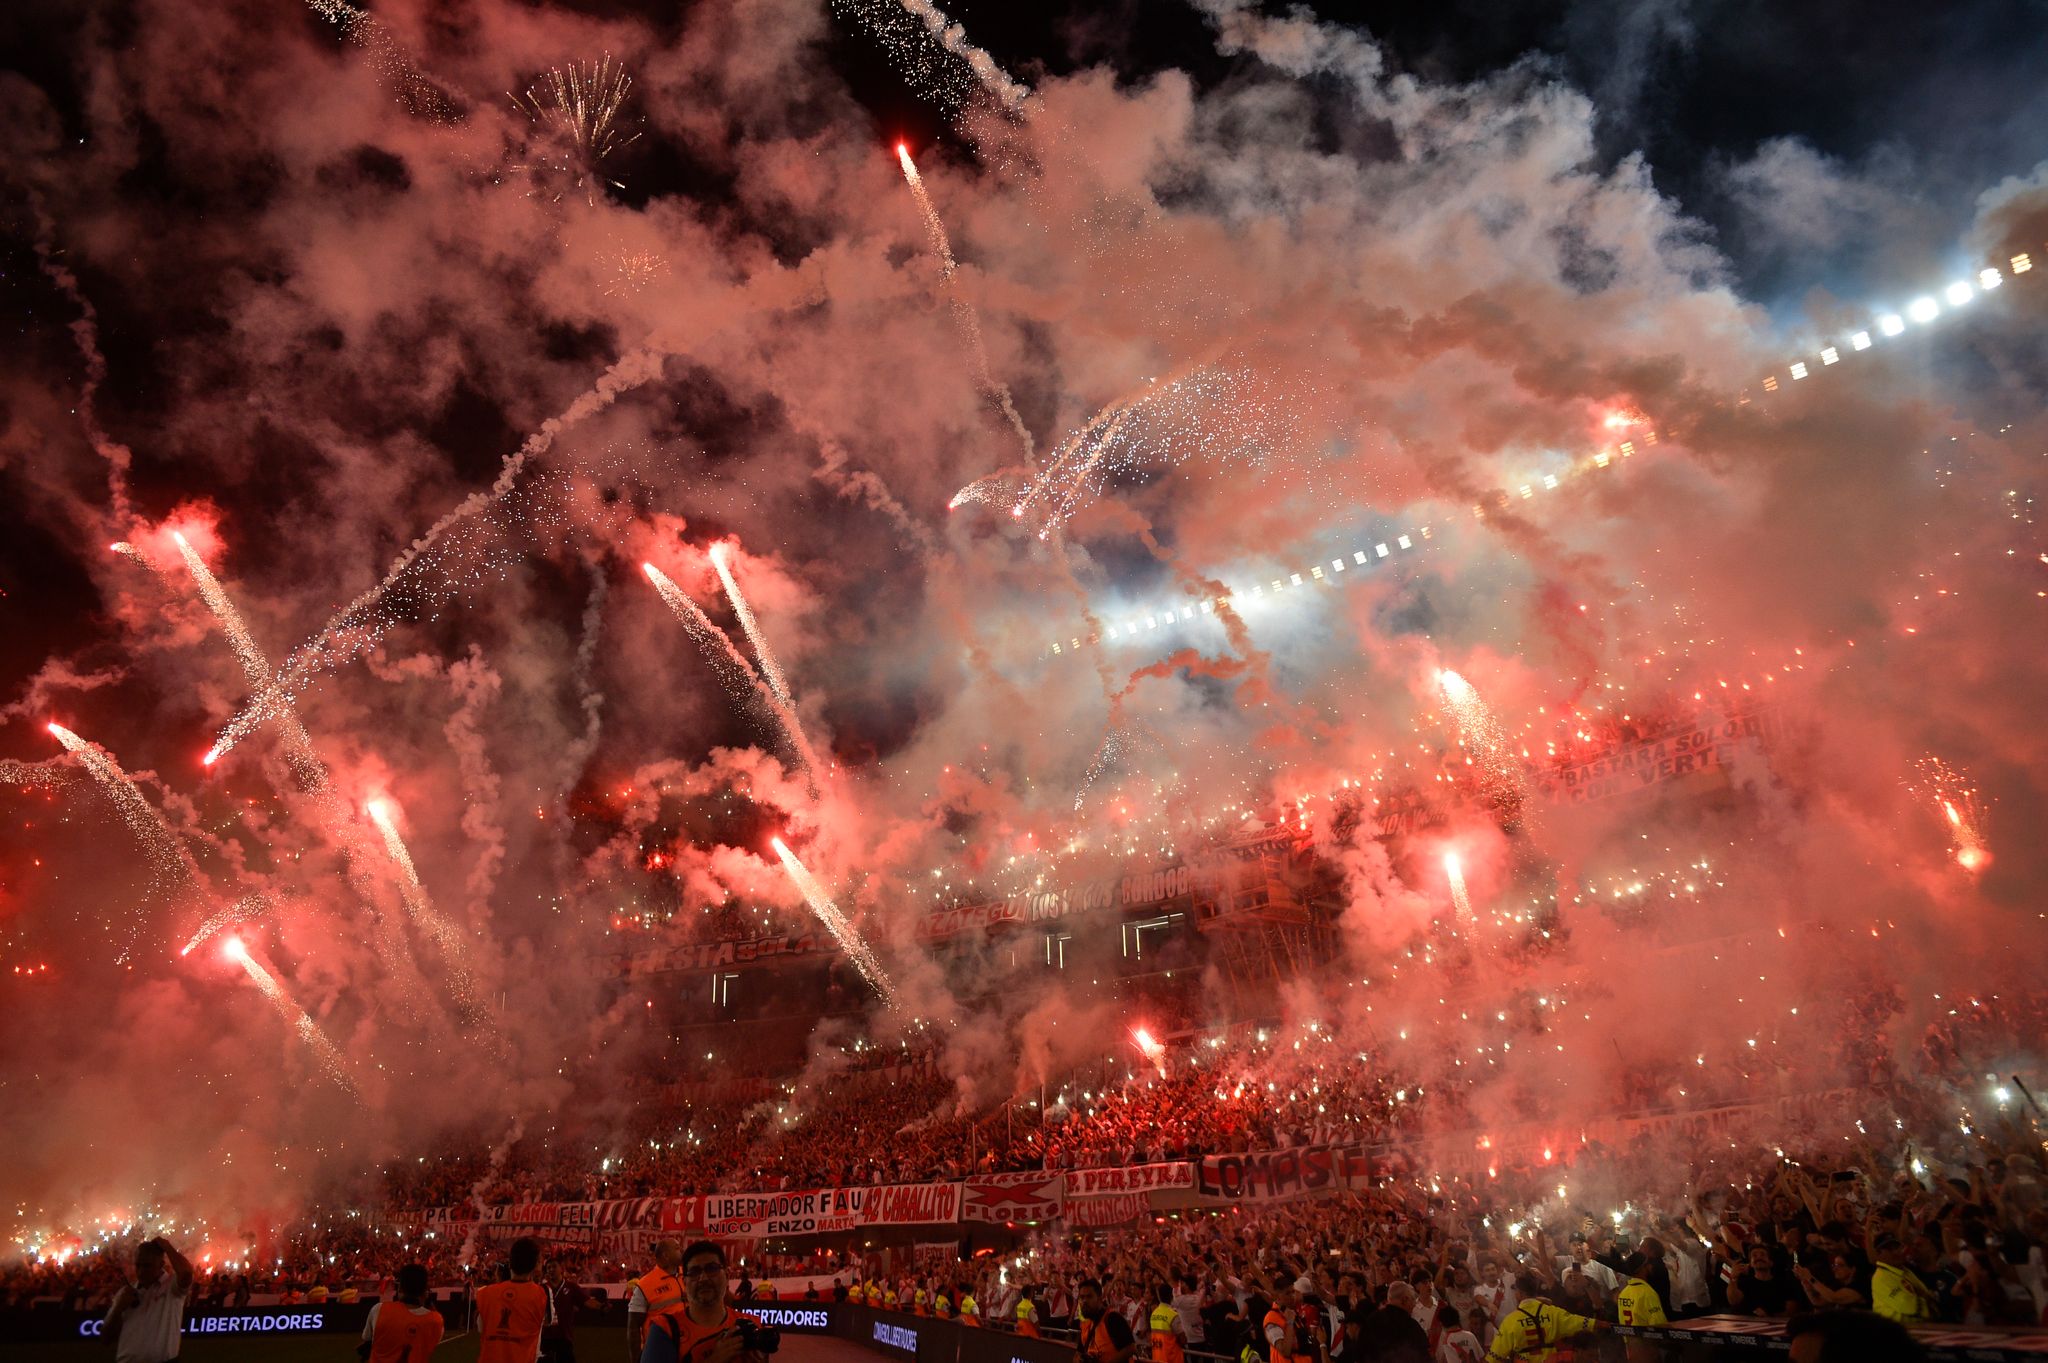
[{"x1": 8, "y1": 1325, "x2": 628, "y2": 1362}]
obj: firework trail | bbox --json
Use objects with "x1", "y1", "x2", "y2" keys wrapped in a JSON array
[
  {"x1": 1443, "y1": 852, "x2": 1473, "y2": 921},
  {"x1": 364, "y1": 799, "x2": 482, "y2": 1012},
  {"x1": 223, "y1": 937, "x2": 356, "y2": 1092},
  {"x1": 643, "y1": 562, "x2": 823, "y2": 790},
  {"x1": 302, "y1": 0, "x2": 461, "y2": 121},
  {"x1": 708, "y1": 544, "x2": 795, "y2": 712},
  {"x1": 770, "y1": 837, "x2": 895, "y2": 1005},
  {"x1": 897, "y1": 145, "x2": 1035, "y2": 468},
  {"x1": 1436, "y1": 670, "x2": 1528, "y2": 826},
  {"x1": 180, "y1": 893, "x2": 276, "y2": 957},
  {"x1": 1909, "y1": 757, "x2": 1992, "y2": 873},
  {"x1": 509, "y1": 56, "x2": 643, "y2": 204},
  {"x1": 171, "y1": 532, "x2": 331, "y2": 794},
  {"x1": 833, "y1": 0, "x2": 1030, "y2": 113},
  {"x1": 46, "y1": 723, "x2": 200, "y2": 957},
  {"x1": 207, "y1": 349, "x2": 667, "y2": 765},
  {"x1": 26, "y1": 191, "x2": 132, "y2": 526}
]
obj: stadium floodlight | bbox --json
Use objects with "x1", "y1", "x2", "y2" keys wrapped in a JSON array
[
  {"x1": 1943, "y1": 281, "x2": 1973, "y2": 307},
  {"x1": 1353, "y1": 551, "x2": 1369, "y2": 565},
  {"x1": 1820, "y1": 347, "x2": 1839, "y2": 365},
  {"x1": 1851, "y1": 331, "x2": 1871, "y2": 351},
  {"x1": 1375, "y1": 543, "x2": 1390, "y2": 557},
  {"x1": 1907, "y1": 297, "x2": 1939, "y2": 323},
  {"x1": 2014, "y1": 253, "x2": 2033, "y2": 274},
  {"x1": 1878, "y1": 314, "x2": 1905, "y2": 336},
  {"x1": 1397, "y1": 535, "x2": 1412, "y2": 549},
  {"x1": 1978, "y1": 268, "x2": 2002, "y2": 290},
  {"x1": 1543, "y1": 474, "x2": 1559, "y2": 489},
  {"x1": 1331, "y1": 558, "x2": 1345, "y2": 572},
  {"x1": 1789, "y1": 361, "x2": 1808, "y2": 380},
  {"x1": 1290, "y1": 573, "x2": 1304, "y2": 586}
]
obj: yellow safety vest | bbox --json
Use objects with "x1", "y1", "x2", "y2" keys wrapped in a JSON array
[
  {"x1": 1486, "y1": 1299, "x2": 1598, "y2": 1362},
  {"x1": 1615, "y1": 1279, "x2": 1665, "y2": 1328},
  {"x1": 961, "y1": 1295, "x2": 980, "y2": 1325},
  {"x1": 1872, "y1": 1264, "x2": 1935, "y2": 1324}
]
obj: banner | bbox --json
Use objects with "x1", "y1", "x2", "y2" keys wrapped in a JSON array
[
  {"x1": 1537, "y1": 709, "x2": 1785, "y2": 805},
  {"x1": 1064, "y1": 1193, "x2": 1150, "y2": 1229},
  {"x1": 959, "y1": 1171, "x2": 1065, "y2": 1223},
  {"x1": 701, "y1": 1184, "x2": 961, "y2": 1238},
  {"x1": 410, "y1": 1196, "x2": 704, "y2": 1257},
  {"x1": 1066, "y1": 1163, "x2": 1193, "y2": 1197},
  {"x1": 628, "y1": 933, "x2": 831, "y2": 975},
  {"x1": 1196, "y1": 1143, "x2": 1404, "y2": 1201}
]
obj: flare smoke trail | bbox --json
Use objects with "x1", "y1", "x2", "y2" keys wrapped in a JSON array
[
  {"x1": 45, "y1": 723, "x2": 198, "y2": 956},
  {"x1": 708, "y1": 544, "x2": 794, "y2": 712},
  {"x1": 365, "y1": 800, "x2": 481, "y2": 1006},
  {"x1": 642, "y1": 562, "x2": 822, "y2": 789},
  {"x1": 206, "y1": 349, "x2": 667, "y2": 766},
  {"x1": 1444, "y1": 853, "x2": 1473, "y2": 921},
  {"x1": 223, "y1": 937, "x2": 356, "y2": 1092},
  {"x1": 171, "y1": 532, "x2": 331, "y2": 794},
  {"x1": 25, "y1": 191, "x2": 133, "y2": 527},
  {"x1": 769, "y1": 836, "x2": 895, "y2": 1005},
  {"x1": 896, "y1": 144, "x2": 1035, "y2": 467}
]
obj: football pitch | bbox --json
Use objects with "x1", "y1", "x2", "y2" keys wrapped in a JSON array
[{"x1": 7, "y1": 1326, "x2": 627, "y2": 1362}]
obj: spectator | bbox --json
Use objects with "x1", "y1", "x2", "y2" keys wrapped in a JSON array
[
  {"x1": 104, "y1": 1238, "x2": 193, "y2": 1363},
  {"x1": 360, "y1": 1264, "x2": 445, "y2": 1363}
]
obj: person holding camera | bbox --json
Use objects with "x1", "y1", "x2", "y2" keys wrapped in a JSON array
[
  {"x1": 641, "y1": 1241, "x2": 779, "y2": 1363},
  {"x1": 104, "y1": 1237, "x2": 193, "y2": 1363}
]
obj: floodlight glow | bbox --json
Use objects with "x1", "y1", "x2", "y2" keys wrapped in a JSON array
[
  {"x1": 1879, "y1": 314, "x2": 1905, "y2": 336},
  {"x1": 1789, "y1": 362, "x2": 1808, "y2": 380},
  {"x1": 2013, "y1": 253, "x2": 2033, "y2": 274},
  {"x1": 1907, "y1": 297, "x2": 1939, "y2": 323},
  {"x1": 1943, "y1": 282, "x2": 1973, "y2": 307},
  {"x1": 1850, "y1": 331, "x2": 1871, "y2": 351},
  {"x1": 1820, "y1": 347, "x2": 1839, "y2": 365},
  {"x1": 1978, "y1": 268, "x2": 2002, "y2": 290}
]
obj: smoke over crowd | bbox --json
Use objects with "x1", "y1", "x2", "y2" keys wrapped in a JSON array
[{"x1": 1, "y1": 0, "x2": 2044, "y2": 1249}]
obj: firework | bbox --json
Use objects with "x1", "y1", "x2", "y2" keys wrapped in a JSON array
[
  {"x1": 1909, "y1": 757, "x2": 1992, "y2": 873},
  {"x1": 510, "y1": 56, "x2": 642, "y2": 204},
  {"x1": 831, "y1": 0, "x2": 1029, "y2": 113},
  {"x1": 1444, "y1": 852, "x2": 1473, "y2": 921},
  {"x1": 365, "y1": 800, "x2": 480, "y2": 1000},
  {"x1": 643, "y1": 562, "x2": 823, "y2": 789},
  {"x1": 223, "y1": 937, "x2": 356, "y2": 1092},
  {"x1": 708, "y1": 544, "x2": 795, "y2": 712},
  {"x1": 1436, "y1": 670, "x2": 1527, "y2": 826},
  {"x1": 207, "y1": 348, "x2": 667, "y2": 765},
  {"x1": 46, "y1": 723, "x2": 200, "y2": 956},
  {"x1": 171, "y1": 532, "x2": 331, "y2": 794},
  {"x1": 180, "y1": 893, "x2": 276, "y2": 957},
  {"x1": 302, "y1": 0, "x2": 460, "y2": 121},
  {"x1": 769, "y1": 837, "x2": 895, "y2": 1004},
  {"x1": 897, "y1": 144, "x2": 1035, "y2": 466}
]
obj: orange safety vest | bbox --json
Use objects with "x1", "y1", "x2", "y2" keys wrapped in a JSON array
[
  {"x1": 1150, "y1": 1305, "x2": 1185, "y2": 1363},
  {"x1": 1017, "y1": 1298, "x2": 1040, "y2": 1337},
  {"x1": 961, "y1": 1296, "x2": 980, "y2": 1326},
  {"x1": 1261, "y1": 1309, "x2": 1309, "y2": 1363},
  {"x1": 1080, "y1": 1313, "x2": 1125, "y2": 1363},
  {"x1": 636, "y1": 1267, "x2": 685, "y2": 1317}
]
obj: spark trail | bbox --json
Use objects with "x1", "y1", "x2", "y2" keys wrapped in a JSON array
[
  {"x1": 180, "y1": 893, "x2": 275, "y2": 957},
  {"x1": 897, "y1": 144, "x2": 1034, "y2": 467},
  {"x1": 364, "y1": 799, "x2": 481, "y2": 1011},
  {"x1": 1436, "y1": 670, "x2": 1527, "y2": 827},
  {"x1": 833, "y1": 0, "x2": 1030, "y2": 112},
  {"x1": 206, "y1": 348, "x2": 667, "y2": 765},
  {"x1": 46, "y1": 723, "x2": 199, "y2": 956},
  {"x1": 1910, "y1": 757, "x2": 1992, "y2": 873},
  {"x1": 770, "y1": 837, "x2": 895, "y2": 1005},
  {"x1": 643, "y1": 563, "x2": 822, "y2": 790},
  {"x1": 302, "y1": 0, "x2": 461, "y2": 121},
  {"x1": 223, "y1": 937, "x2": 356, "y2": 1092},
  {"x1": 1444, "y1": 852, "x2": 1473, "y2": 921},
  {"x1": 708, "y1": 544, "x2": 794, "y2": 712},
  {"x1": 171, "y1": 532, "x2": 330, "y2": 793}
]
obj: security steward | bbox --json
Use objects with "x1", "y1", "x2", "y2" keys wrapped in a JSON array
[
  {"x1": 1016, "y1": 1286, "x2": 1042, "y2": 1337},
  {"x1": 640, "y1": 1241, "x2": 769, "y2": 1363},
  {"x1": 1077, "y1": 1279, "x2": 1137, "y2": 1363},
  {"x1": 1149, "y1": 1283, "x2": 1187, "y2": 1363},
  {"x1": 1485, "y1": 1276, "x2": 1609, "y2": 1362},
  {"x1": 1614, "y1": 1253, "x2": 1667, "y2": 1363},
  {"x1": 628, "y1": 1241, "x2": 687, "y2": 1363},
  {"x1": 960, "y1": 1287, "x2": 980, "y2": 1327}
]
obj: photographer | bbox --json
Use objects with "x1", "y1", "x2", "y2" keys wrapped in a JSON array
[{"x1": 641, "y1": 1242, "x2": 777, "y2": 1363}]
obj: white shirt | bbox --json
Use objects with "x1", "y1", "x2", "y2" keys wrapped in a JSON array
[
  {"x1": 113, "y1": 1277, "x2": 186, "y2": 1363},
  {"x1": 1437, "y1": 1329, "x2": 1484, "y2": 1363}
]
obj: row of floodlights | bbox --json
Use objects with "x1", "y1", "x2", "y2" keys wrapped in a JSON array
[
  {"x1": 1761, "y1": 254, "x2": 2034, "y2": 392},
  {"x1": 1047, "y1": 529, "x2": 1435, "y2": 655}
]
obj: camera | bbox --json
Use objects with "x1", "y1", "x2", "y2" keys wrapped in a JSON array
[{"x1": 737, "y1": 1318, "x2": 783, "y2": 1355}]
